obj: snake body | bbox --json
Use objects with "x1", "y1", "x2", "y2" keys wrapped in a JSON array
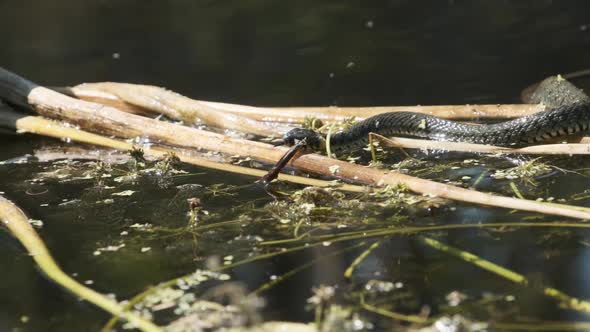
[{"x1": 283, "y1": 102, "x2": 590, "y2": 153}]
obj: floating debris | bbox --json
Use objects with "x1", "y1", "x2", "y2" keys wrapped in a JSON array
[
  {"x1": 419, "y1": 315, "x2": 487, "y2": 332},
  {"x1": 28, "y1": 219, "x2": 43, "y2": 228},
  {"x1": 491, "y1": 158, "x2": 552, "y2": 182},
  {"x1": 93, "y1": 243, "x2": 126, "y2": 256},
  {"x1": 112, "y1": 190, "x2": 136, "y2": 197},
  {"x1": 445, "y1": 291, "x2": 468, "y2": 307},
  {"x1": 307, "y1": 285, "x2": 336, "y2": 306},
  {"x1": 364, "y1": 280, "x2": 396, "y2": 293},
  {"x1": 129, "y1": 223, "x2": 153, "y2": 230},
  {"x1": 125, "y1": 270, "x2": 259, "y2": 331}
]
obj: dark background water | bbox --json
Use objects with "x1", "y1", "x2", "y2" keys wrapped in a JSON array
[{"x1": 2, "y1": 1, "x2": 590, "y2": 331}]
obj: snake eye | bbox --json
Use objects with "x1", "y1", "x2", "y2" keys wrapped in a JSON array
[{"x1": 283, "y1": 128, "x2": 322, "y2": 149}]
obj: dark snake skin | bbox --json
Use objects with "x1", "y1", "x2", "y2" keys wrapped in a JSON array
[{"x1": 283, "y1": 102, "x2": 590, "y2": 153}]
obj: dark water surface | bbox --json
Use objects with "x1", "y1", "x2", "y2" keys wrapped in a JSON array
[{"x1": 2, "y1": 1, "x2": 590, "y2": 331}]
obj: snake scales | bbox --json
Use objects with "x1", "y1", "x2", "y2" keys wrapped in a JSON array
[{"x1": 283, "y1": 102, "x2": 590, "y2": 153}]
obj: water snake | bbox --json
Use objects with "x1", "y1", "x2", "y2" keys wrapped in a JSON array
[
  {"x1": 283, "y1": 101, "x2": 590, "y2": 153},
  {"x1": 284, "y1": 76, "x2": 590, "y2": 154}
]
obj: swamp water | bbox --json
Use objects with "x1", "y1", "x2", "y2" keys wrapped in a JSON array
[{"x1": 2, "y1": 1, "x2": 590, "y2": 331}]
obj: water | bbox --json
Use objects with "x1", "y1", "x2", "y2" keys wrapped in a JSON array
[{"x1": 2, "y1": 1, "x2": 590, "y2": 331}]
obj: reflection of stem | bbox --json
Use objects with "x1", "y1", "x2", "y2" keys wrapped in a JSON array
[
  {"x1": 253, "y1": 242, "x2": 366, "y2": 294},
  {"x1": 191, "y1": 233, "x2": 198, "y2": 260},
  {"x1": 315, "y1": 305, "x2": 323, "y2": 329},
  {"x1": 0, "y1": 196, "x2": 161, "y2": 332},
  {"x1": 188, "y1": 210, "x2": 197, "y2": 227}
]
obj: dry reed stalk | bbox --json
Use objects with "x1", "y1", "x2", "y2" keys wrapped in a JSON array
[
  {"x1": 65, "y1": 83, "x2": 590, "y2": 146},
  {"x1": 1, "y1": 67, "x2": 588, "y2": 219},
  {"x1": 72, "y1": 83, "x2": 291, "y2": 137},
  {"x1": 372, "y1": 134, "x2": 590, "y2": 155},
  {"x1": 70, "y1": 82, "x2": 542, "y2": 123}
]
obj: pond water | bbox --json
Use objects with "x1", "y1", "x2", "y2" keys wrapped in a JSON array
[{"x1": 2, "y1": 1, "x2": 590, "y2": 331}]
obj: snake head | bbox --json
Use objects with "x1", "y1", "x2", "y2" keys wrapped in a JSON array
[{"x1": 283, "y1": 128, "x2": 324, "y2": 150}]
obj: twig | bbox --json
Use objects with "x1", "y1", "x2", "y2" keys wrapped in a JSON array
[{"x1": 371, "y1": 133, "x2": 590, "y2": 155}]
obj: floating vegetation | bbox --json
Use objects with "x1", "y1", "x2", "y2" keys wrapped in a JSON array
[
  {"x1": 9, "y1": 139, "x2": 590, "y2": 332},
  {"x1": 364, "y1": 280, "x2": 400, "y2": 294},
  {"x1": 32, "y1": 159, "x2": 96, "y2": 183},
  {"x1": 391, "y1": 158, "x2": 431, "y2": 173},
  {"x1": 27, "y1": 219, "x2": 44, "y2": 228},
  {"x1": 203, "y1": 183, "x2": 239, "y2": 197},
  {"x1": 370, "y1": 184, "x2": 448, "y2": 212},
  {"x1": 491, "y1": 158, "x2": 552, "y2": 184},
  {"x1": 93, "y1": 243, "x2": 125, "y2": 256},
  {"x1": 419, "y1": 315, "x2": 487, "y2": 332},
  {"x1": 264, "y1": 187, "x2": 354, "y2": 227},
  {"x1": 26, "y1": 148, "x2": 189, "y2": 193},
  {"x1": 125, "y1": 270, "x2": 267, "y2": 331},
  {"x1": 265, "y1": 186, "x2": 373, "y2": 230}
]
